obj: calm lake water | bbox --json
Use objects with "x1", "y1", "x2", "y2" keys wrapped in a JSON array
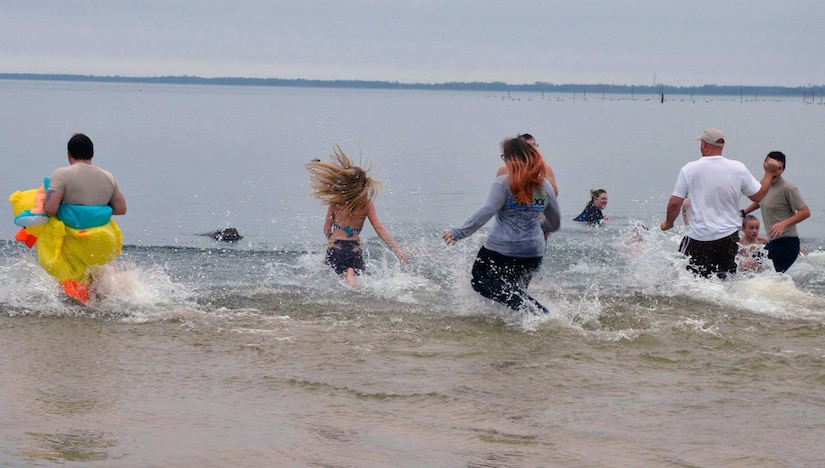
[{"x1": 1, "y1": 80, "x2": 824, "y2": 467}]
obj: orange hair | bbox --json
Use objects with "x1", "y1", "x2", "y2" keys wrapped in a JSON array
[{"x1": 502, "y1": 137, "x2": 545, "y2": 205}]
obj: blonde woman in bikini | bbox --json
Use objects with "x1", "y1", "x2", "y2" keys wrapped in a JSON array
[{"x1": 307, "y1": 146, "x2": 409, "y2": 286}]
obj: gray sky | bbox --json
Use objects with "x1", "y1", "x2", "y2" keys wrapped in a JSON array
[{"x1": 2, "y1": 0, "x2": 823, "y2": 86}]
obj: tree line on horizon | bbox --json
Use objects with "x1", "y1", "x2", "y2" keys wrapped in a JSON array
[{"x1": 1, "y1": 73, "x2": 823, "y2": 97}]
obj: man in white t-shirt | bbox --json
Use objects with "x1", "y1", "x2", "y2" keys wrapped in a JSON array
[{"x1": 660, "y1": 128, "x2": 780, "y2": 279}]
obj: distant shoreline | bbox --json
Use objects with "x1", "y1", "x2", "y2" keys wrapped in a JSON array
[{"x1": 1, "y1": 73, "x2": 824, "y2": 97}]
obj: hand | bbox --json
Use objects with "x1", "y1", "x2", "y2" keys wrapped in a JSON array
[
  {"x1": 764, "y1": 158, "x2": 782, "y2": 174},
  {"x1": 443, "y1": 230, "x2": 457, "y2": 245},
  {"x1": 768, "y1": 221, "x2": 787, "y2": 239},
  {"x1": 660, "y1": 220, "x2": 674, "y2": 231},
  {"x1": 395, "y1": 250, "x2": 410, "y2": 264}
]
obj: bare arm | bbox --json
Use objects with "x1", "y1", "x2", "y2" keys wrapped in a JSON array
[
  {"x1": 660, "y1": 195, "x2": 685, "y2": 231},
  {"x1": 323, "y1": 205, "x2": 334, "y2": 238},
  {"x1": 545, "y1": 163, "x2": 559, "y2": 196},
  {"x1": 768, "y1": 205, "x2": 810, "y2": 239},
  {"x1": 366, "y1": 201, "x2": 409, "y2": 263},
  {"x1": 109, "y1": 193, "x2": 127, "y2": 215},
  {"x1": 742, "y1": 201, "x2": 759, "y2": 215},
  {"x1": 43, "y1": 190, "x2": 63, "y2": 216},
  {"x1": 747, "y1": 159, "x2": 782, "y2": 203}
]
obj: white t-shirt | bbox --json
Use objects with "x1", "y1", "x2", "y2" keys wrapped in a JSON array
[{"x1": 672, "y1": 156, "x2": 761, "y2": 241}]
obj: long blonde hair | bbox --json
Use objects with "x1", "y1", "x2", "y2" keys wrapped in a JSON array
[
  {"x1": 502, "y1": 137, "x2": 545, "y2": 205},
  {"x1": 306, "y1": 146, "x2": 381, "y2": 212}
]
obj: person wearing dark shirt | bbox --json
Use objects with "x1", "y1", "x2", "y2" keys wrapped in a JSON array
[{"x1": 573, "y1": 189, "x2": 608, "y2": 225}]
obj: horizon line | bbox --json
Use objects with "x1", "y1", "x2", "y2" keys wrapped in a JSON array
[{"x1": 1, "y1": 73, "x2": 823, "y2": 94}]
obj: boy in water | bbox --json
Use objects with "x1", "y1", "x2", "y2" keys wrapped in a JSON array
[{"x1": 741, "y1": 151, "x2": 810, "y2": 273}]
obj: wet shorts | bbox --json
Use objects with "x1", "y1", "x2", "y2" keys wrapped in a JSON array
[
  {"x1": 326, "y1": 240, "x2": 365, "y2": 275},
  {"x1": 766, "y1": 236, "x2": 801, "y2": 273},
  {"x1": 679, "y1": 231, "x2": 739, "y2": 279}
]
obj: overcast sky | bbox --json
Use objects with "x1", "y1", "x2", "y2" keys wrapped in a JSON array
[{"x1": 2, "y1": 0, "x2": 823, "y2": 86}]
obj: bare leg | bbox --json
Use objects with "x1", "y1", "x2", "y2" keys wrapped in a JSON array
[{"x1": 344, "y1": 267, "x2": 358, "y2": 287}]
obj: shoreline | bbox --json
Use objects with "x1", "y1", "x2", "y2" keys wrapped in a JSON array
[{"x1": 1, "y1": 73, "x2": 823, "y2": 97}]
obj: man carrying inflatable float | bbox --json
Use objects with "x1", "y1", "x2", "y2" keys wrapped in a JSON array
[{"x1": 9, "y1": 134, "x2": 127, "y2": 304}]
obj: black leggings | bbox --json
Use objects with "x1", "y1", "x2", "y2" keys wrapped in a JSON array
[{"x1": 470, "y1": 246, "x2": 548, "y2": 314}]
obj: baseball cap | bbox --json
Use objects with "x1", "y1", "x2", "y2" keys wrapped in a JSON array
[{"x1": 698, "y1": 128, "x2": 725, "y2": 147}]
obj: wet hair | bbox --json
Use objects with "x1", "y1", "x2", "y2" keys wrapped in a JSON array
[
  {"x1": 765, "y1": 151, "x2": 786, "y2": 170},
  {"x1": 742, "y1": 214, "x2": 760, "y2": 229},
  {"x1": 67, "y1": 133, "x2": 94, "y2": 160},
  {"x1": 501, "y1": 137, "x2": 545, "y2": 205},
  {"x1": 306, "y1": 145, "x2": 381, "y2": 212},
  {"x1": 585, "y1": 189, "x2": 607, "y2": 208}
]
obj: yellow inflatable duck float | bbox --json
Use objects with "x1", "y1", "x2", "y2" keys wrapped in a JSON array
[{"x1": 9, "y1": 180, "x2": 122, "y2": 303}]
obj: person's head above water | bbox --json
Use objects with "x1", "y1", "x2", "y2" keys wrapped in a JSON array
[
  {"x1": 306, "y1": 146, "x2": 381, "y2": 212},
  {"x1": 587, "y1": 189, "x2": 608, "y2": 209},
  {"x1": 741, "y1": 214, "x2": 762, "y2": 240}
]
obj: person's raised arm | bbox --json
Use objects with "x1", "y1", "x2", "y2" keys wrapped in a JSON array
[
  {"x1": 747, "y1": 159, "x2": 782, "y2": 203},
  {"x1": 366, "y1": 201, "x2": 409, "y2": 263},
  {"x1": 742, "y1": 201, "x2": 759, "y2": 216}
]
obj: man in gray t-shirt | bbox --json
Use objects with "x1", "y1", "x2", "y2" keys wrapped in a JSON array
[{"x1": 742, "y1": 151, "x2": 810, "y2": 273}]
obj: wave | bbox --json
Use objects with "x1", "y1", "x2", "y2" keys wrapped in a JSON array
[{"x1": 2, "y1": 225, "x2": 825, "y2": 329}]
